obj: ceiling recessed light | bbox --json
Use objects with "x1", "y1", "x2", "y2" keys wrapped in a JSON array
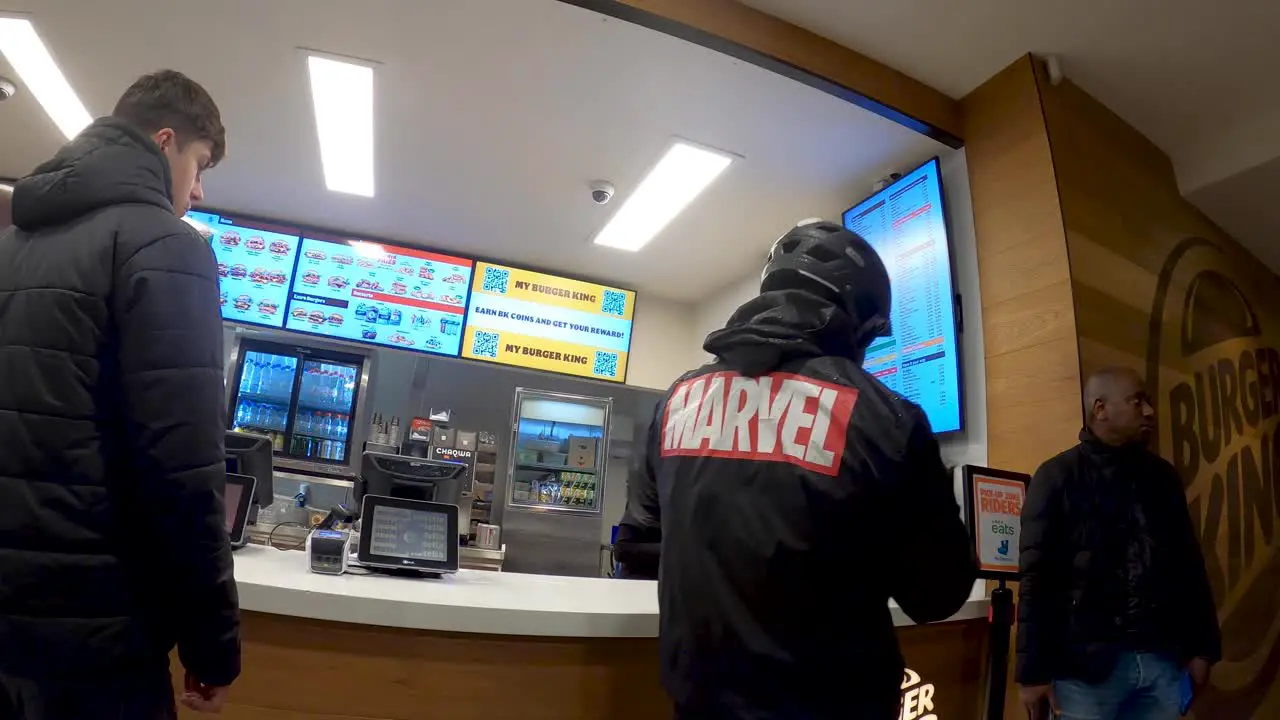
[
  {"x1": 0, "y1": 17, "x2": 91, "y2": 140},
  {"x1": 306, "y1": 53, "x2": 375, "y2": 197},
  {"x1": 593, "y1": 140, "x2": 734, "y2": 252}
]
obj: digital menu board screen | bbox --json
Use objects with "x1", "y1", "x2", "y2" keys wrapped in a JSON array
[
  {"x1": 284, "y1": 235, "x2": 473, "y2": 356},
  {"x1": 187, "y1": 210, "x2": 302, "y2": 329},
  {"x1": 462, "y1": 263, "x2": 634, "y2": 382},
  {"x1": 842, "y1": 157, "x2": 962, "y2": 433}
]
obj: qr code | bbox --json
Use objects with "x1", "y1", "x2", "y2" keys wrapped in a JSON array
[
  {"x1": 482, "y1": 266, "x2": 510, "y2": 294},
  {"x1": 601, "y1": 289, "x2": 627, "y2": 317},
  {"x1": 593, "y1": 351, "x2": 619, "y2": 378},
  {"x1": 472, "y1": 331, "x2": 500, "y2": 358}
]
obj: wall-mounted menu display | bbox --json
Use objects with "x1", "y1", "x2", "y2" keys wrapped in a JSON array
[
  {"x1": 284, "y1": 235, "x2": 473, "y2": 357},
  {"x1": 187, "y1": 210, "x2": 302, "y2": 329},
  {"x1": 462, "y1": 263, "x2": 634, "y2": 382},
  {"x1": 842, "y1": 157, "x2": 962, "y2": 433}
]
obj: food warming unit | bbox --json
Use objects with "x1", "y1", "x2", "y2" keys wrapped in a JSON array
[
  {"x1": 501, "y1": 388, "x2": 611, "y2": 577},
  {"x1": 226, "y1": 336, "x2": 371, "y2": 474}
]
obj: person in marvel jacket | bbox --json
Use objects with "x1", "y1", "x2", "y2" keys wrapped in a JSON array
[{"x1": 617, "y1": 220, "x2": 977, "y2": 719}]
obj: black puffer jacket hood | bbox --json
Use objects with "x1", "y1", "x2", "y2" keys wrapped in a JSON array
[
  {"x1": 704, "y1": 289, "x2": 862, "y2": 377},
  {"x1": 14, "y1": 117, "x2": 174, "y2": 232}
]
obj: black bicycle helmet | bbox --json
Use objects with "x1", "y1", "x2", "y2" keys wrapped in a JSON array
[{"x1": 760, "y1": 219, "x2": 892, "y2": 343}]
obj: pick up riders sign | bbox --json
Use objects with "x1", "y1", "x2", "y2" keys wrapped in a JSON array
[{"x1": 962, "y1": 465, "x2": 1030, "y2": 578}]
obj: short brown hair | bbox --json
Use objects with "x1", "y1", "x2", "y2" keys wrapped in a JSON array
[{"x1": 112, "y1": 70, "x2": 226, "y2": 165}]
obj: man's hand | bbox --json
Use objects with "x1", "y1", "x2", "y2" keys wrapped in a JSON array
[
  {"x1": 181, "y1": 672, "x2": 230, "y2": 714},
  {"x1": 1188, "y1": 657, "x2": 1211, "y2": 691},
  {"x1": 1019, "y1": 684, "x2": 1055, "y2": 720}
]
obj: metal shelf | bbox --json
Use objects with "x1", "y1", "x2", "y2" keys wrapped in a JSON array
[{"x1": 515, "y1": 462, "x2": 596, "y2": 474}]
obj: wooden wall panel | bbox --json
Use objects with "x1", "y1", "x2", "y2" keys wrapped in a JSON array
[
  {"x1": 960, "y1": 55, "x2": 1082, "y2": 474},
  {"x1": 1039, "y1": 67, "x2": 1280, "y2": 720}
]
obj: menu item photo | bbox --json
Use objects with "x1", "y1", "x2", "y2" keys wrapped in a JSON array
[
  {"x1": 187, "y1": 210, "x2": 303, "y2": 329},
  {"x1": 283, "y1": 235, "x2": 474, "y2": 357}
]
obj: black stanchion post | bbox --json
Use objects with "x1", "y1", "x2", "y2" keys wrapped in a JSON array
[{"x1": 984, "y1": 581, "x2": 1015, "y2": 720}]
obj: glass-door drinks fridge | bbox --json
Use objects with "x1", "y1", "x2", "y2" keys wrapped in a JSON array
[{"x1": 227, "y1": 338, "x2": 368, "y2": 467}]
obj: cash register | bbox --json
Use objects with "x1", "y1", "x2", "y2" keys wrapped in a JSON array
[
  {"x1": 307, "y1": 452, "x2": 465, "y2": 577},
  {"x1": 225, "y1": 431, "x2": 274, "y2": 526}
]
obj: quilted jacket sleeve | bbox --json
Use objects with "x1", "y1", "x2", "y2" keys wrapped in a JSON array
[
  {"x1": 1015, "y1": 458, "x2": 1067, "y2": 685},
  {"x1": 113, "y1": 226, "x2": 241, "y2": 687}
]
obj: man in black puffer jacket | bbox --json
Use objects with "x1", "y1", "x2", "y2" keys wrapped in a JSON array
[
  {"x1": 619, "y1": 221, "x2": 977, "y2": 719},
  {"x1": 0, "y1": 71, "x2": 237, "y2": 718},
  {"x1": 1016, "y1": 367, "x2": 1220, "y2": 720}
]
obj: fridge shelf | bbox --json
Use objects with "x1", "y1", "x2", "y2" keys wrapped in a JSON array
[
  {"x1": 236, "y1": 391, "x2": 292, "y2": 406},
  {"x1": 515, "y1": 462, "x2": 596, "y2": 474},
  {"x1": 236, "y1": 421, "x2": 285, "y2": 434}
]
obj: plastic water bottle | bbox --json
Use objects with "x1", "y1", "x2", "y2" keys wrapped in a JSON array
[
  {"x1": 336, "y1": 414, "x2": 347, "y2": 440},
  {"x1": 240, "y1": 358, "x2": 256, "y2": 394}
]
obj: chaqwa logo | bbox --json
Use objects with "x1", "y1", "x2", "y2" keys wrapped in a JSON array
[{"x1": 1146, "y1": 237, "x2": 1280, "y2": 718}]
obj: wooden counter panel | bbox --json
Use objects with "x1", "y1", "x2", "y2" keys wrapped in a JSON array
[
  {"x1": 175, "y1": 613, "x2": 987, "y2": 720},
  {"x1": 178, "y1": 611, "x2": 668, "y2": 720}
]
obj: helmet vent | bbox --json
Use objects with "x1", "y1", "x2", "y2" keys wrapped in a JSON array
[{"x1": 805, "y1": 244, "x2": 841, "y2": 263}]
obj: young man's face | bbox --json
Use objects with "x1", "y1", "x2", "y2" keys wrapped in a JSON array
[{"x1": 153, "y1": 129, "x2": 213, "y2": 217}]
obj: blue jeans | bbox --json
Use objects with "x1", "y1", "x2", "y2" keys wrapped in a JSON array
[{"x1": 1053, "y1": 652, "x2": 1182, "y2": 720}]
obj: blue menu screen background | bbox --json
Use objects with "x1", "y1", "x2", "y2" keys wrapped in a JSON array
[{"x1": 841, "y1": 158, "x2": 963, "y2": 433}]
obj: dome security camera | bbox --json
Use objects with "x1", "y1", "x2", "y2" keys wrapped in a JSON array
[
  {"x1": 0, "y1": 78, "x2": 16, "y2": 102},
  {"x1": 589, "y1": 180, "x2": 615, "y2": 205}
]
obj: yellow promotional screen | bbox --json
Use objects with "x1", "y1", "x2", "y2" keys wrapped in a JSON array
[{"x1": 463, "y1": 263, "x2": 635, "y2": 382}]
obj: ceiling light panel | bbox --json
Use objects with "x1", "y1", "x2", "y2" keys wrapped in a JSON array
[
  {"x1": 593, "y1": 140, "x2": 734, "y2": 252},
  {"x1": 306, "y1": 53, "x2": 375, "y2": 197},
  {"x1": 0, "y1": 17, "x2": 92, "y2": 140}
]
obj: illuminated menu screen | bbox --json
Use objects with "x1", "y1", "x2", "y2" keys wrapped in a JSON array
[
  {"x1": 284, "y1": 235, "x2": 473, "y2": 357},
  {"x1": 369, "y1": 505, "x2": 450, "y2": 562},
  {"x1": 462, "y1": 263, "x2": 634, "y2": 382},
  {"x1": 842, "y1": 158, "x2": 962, "y2": 433},
  {"x1": 188, "y1": 210, "x2": 301, "y2": 328}
]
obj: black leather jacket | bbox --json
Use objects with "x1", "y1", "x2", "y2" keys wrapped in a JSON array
[
  {"x1": 1016, "y1": 430, "x2": 1221, "y2": 684},
  {"x1": 619, "y1": 289, "x2": 976, "y2": 719}
]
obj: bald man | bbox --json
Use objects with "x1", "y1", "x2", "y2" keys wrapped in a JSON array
[{"x1": 1016, "y1": 367, "x2": 1220, "y2": 720}]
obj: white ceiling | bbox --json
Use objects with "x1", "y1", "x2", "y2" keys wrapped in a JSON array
[
  {"x1": 0, "y1": 0, "x2": 942, "y2": 302},
  {"x1": 743, "y1": 0, "x2": 1280, "y2": 270}
]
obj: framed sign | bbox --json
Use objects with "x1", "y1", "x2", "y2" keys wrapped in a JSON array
[{"x1": 961, "y1": 465, "x2": 1030, "y2": 579}]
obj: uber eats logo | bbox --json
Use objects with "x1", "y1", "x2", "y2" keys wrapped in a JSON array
[{"x1": 1147, "y1": 237, "x2": 1280, "y2": 719}]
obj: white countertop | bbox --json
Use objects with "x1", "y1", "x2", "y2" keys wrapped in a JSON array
[{"x1": 232, "y1": 545, "x2": 989, "y2": 638}]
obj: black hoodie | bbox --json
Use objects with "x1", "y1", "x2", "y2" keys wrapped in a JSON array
[
  {"x1": 0, "y1": 119, "x2": 239, "y2": 685},
  {"x1": 619, "y1": 289, "x2": 976, "y2": 719}
]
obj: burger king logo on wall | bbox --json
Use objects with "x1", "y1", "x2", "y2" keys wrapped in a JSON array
[{"x1": 1147, "y1": 237, "x2": 1280, "y2": 717}]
